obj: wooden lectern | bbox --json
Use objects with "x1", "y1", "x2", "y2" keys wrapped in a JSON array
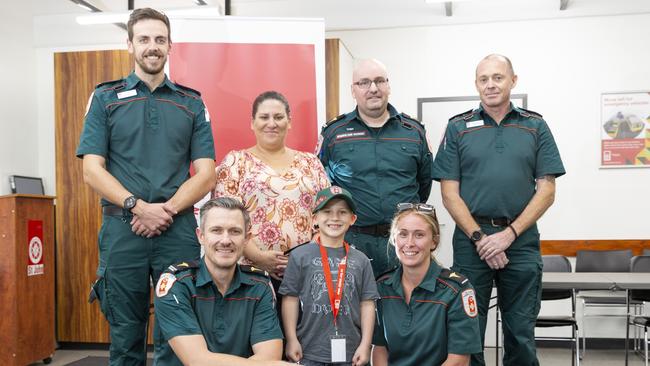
[{"x1": 0, "y1": 194, "x2": 56, "y2": 365}]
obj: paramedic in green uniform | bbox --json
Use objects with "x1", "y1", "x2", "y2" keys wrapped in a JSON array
[
  {"x1": 154, "y1": 197, "x2": 291, "y2": 366},
  {"x1": 318, "y1": 59, "x2": 433, "y2": 277},
  {"x1": 76, "y1": 8, "x2": 216, "y2": 365},
  {"x1": 431, "y1": 54, "x2": 565, "y2": 366},
  {"x1": 372, "y1": 203, "x2": 481, "y2": 366}
]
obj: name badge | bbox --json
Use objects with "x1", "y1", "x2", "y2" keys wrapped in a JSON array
[
  {"x1": 330, "y1": 335, "x2": 346, "y2": 362},
  {"x1": 117, "y1": 89, "x2": 137, "y2": 99},
  {"x1": 466, "y1": 120, "x2": 484, "y2": 128}
]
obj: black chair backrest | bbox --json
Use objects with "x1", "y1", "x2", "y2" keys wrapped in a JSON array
[
  {"x1": 575, "y1": 249, "x2": 632, "y2": 272},
  {"x1": 630, "y1": 255, "x2": 650, "y2": 302},
  {"x1": 542, "y1": 255, "x2": 572, "y2": 301}
]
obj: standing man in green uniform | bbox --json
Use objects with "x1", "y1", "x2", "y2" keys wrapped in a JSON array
[
  {"x1": 76, "y1": 8, "x2": 216, "y2": 365},
  {"x1": 154, "y1": 197, "x2": 291, "y2": 366},
  {"x1": 318, "y1": 59, "x2": 433, "y2": 277},
  {"x1": 432, "y1": 54, "x2": 565, "y2": 366}
]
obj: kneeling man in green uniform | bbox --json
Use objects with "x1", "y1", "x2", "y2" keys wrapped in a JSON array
[{"x1": 154, "y1": 197, "x2": 292, "y2": 366}]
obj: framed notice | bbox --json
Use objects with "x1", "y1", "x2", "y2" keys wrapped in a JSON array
[{"x1": 601, "y1": 92, "x2": 650, "y2": 168}]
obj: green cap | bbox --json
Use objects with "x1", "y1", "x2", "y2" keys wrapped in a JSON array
[{"x1": 312, "y1": 186, "x2": 356, "y2": 214}]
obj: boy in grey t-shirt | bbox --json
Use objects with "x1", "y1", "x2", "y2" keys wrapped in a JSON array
[{"x1": 279, "y1": 186, "x2": 379, "y2": 366}]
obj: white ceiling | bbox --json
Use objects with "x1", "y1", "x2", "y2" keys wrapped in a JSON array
[{"x1": 31, "y1": 0, "x2": 650, "y2": 31}]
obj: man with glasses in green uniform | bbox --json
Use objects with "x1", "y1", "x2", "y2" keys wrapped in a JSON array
[
  {"x1": 318, "y1": 58, "x2": 433, "y2": 277},
  {"x1": 77, "y1": 8, "x2": 216, "y2": 365},
  {"x1": 432, "y1": 54, "x2": 565, "y2": 366},
  {"x1": 154, "y1": 197, "x2": 291, "y2": 366}
]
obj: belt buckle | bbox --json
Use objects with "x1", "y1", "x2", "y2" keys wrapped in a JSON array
[{"x1": 490, "y1": 218, "x2": 501, "y2": 227}]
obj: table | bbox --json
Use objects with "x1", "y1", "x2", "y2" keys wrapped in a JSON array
[{"x1": 542, "y1": 272, "x2": 650, "y2": 365}]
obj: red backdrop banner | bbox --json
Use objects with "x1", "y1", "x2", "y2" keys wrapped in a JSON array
[{"x1": 170, "y1": 42, "x2": 318, "y2": 163}]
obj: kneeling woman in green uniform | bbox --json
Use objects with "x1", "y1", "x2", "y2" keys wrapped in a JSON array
[{"x1": 372, "y1": 203, "x2": 482, "y2": 366}]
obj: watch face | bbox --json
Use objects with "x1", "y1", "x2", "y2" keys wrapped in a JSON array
[
  {"x1": 124, "y1": 196, "x2": 136, "y2": 210},
  {"x1": 471, "y1": 231, "x2": 483, "y2": 242}
]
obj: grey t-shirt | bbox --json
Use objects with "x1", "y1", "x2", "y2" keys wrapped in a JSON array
[{"x1": 279, "y1": 241, "x2": 379, "y2": 363}]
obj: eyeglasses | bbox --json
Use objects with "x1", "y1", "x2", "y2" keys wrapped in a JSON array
[
  {"x1": 396, "y1": 202, "x2": 437, "y2": 219},
  {"x1": 352, "y1": 78, "x2": 389, "y2": 90}
]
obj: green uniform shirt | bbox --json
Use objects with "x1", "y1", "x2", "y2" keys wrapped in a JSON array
[
  {"x1": 372, "y1": 263, "x2": 482, "y2": 365},
  {"x1": 76, "y1": 72, "x2": 215, "y2": 205},
  {"x1": 154, "y1": 259, "x2": 283, "y2": 365},
  {"x1": 431, "y1": 103, "x2": 565, "y2": 219},
  {"x1": 318, "y1": 104, "x2": 432, "y2": 226}
]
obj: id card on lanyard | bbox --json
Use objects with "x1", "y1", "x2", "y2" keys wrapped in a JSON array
[{"x1": 318, "y1": 238, "x2": 349, "y2": 362}]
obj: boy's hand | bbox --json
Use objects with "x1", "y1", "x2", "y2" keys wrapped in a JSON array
[
  {"x1": 352, "y1": 345, "x2": 370, "y2": 366},
  {"x1": 285, "y1": 338, "x2": 303, "y2": 362}
]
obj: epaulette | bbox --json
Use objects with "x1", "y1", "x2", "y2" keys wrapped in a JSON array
[
  {"x1": 323, "y1": 113, "x2": 346, "y2": 129},
  {"x1": 399, "y1": 112, "x2": 424, "y2": 127},
  {"x1": 376, "y1": 266, "x2": 398, "y2": 281},
  {"x1": 449, "y1": 109, "x2": 476, "y2": 122},
  {"x1": 96, "y1": 78, "x2": 126, "y2": 91},
  {"x1": 240, "y1": 264, "x2": 270, "y2": 278},
  {"x1": 165, "y1": 260, "x2": 200, "y2": 274},
  {"x1": 174, "y1": 82, "x2": 201, "y2": 97},
  {"x1": 439, "y1": 268, "x2": 470, "y2": 287},
  {"x1": 517, "y1": 107, "x2": 543, "y2": 120}
]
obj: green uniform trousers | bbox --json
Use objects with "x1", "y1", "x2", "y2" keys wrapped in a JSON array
[
  {"x1": 345, "y1": 230, "x2": 399, "y2": 278},
  {"x1": 94, "y1": 213, "x2": 200, "y2": 366},
  {"x1": 452, "y1": 225, "x2": 542, "y2": 366}
]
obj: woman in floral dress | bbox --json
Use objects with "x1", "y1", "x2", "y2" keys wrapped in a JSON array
[{"x1": 213, "y1": 90, "x2": 330, "y2": 280}]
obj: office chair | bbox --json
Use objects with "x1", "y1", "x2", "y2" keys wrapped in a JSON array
[
  {"x1": 575, "y1": 249, "x2": 634, "y2": 358},
  {"x1": 535, "y1": 255, "x2": 580, "y2": 366},
  {"x1": 626, "y1": 255, "x2": 650, "y2": 366}
]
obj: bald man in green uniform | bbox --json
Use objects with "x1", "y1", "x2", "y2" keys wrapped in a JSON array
[
  {"x1": 318, "y1": 59, "x2": 433, "y2": 277},
  {"x1": 154, "y1": 197, "x2": 291, "y2": 366},
  {"x1": 76, "y1": 8, "x2": 216, "y2": 365},
  {"x1": 432, "y1": 54, "x2": 565, "y2": 366}
]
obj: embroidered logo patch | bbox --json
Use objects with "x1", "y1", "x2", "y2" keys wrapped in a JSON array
[
  {"x1": 330, "y1": 186, "x2": 343, "y2": 194},
  {"x1": 156, "y1": 273, "x2": 177, "y2": 297},
  {"x1": 335, "y1": 131, "x2": 367, "y2": 139},
  {"x1": 462, "y1": 289, "x2": 478, "y2": 318}
]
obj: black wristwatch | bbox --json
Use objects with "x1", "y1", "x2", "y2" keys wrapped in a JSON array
[
  {"x1": 123, "y1": 195, "x2": 138, "y2": 213},
  {"x1": 470, "y1": 230, "x2": 484, "y2": 243}
]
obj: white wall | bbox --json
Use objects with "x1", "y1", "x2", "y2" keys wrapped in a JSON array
[
  {"x1": 0, "y1": 2, "x2": 39, "y2": 195},
  {"x1": 329, "y1": 12, "x2": 650, "y2": 342}
]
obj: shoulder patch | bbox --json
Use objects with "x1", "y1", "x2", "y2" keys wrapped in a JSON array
[
  {"x1": 96, "y1": 78, "x2": 126, "y2": 91},
  {"x1": 240, "y1": 264, "x2": 270, "y2": 278},
  {"x1": 440, "y1": 268, "x2": 470, "y2": 286},
  {"x1": 165, "y1": 260, "x2": 200, "y2": 275},
  {"x1": 462, "y1": 289, "x2": 478, "y2": 317},
  {"x1": 323, "y1": 113, "x2": 347, "y2": 129},
  {"x1": 156, "y1": 272, "x2": 177, "y2": 297},
  {"x1": 174, "y1": 82, "x2": 201, "y2": 97},
  {"x1": 449, "y1": 109, "x2": 476, "y2": 122},
  {"x1": 376, "y1": 266, "x2": 398, "y2": 281},
  {"x1": 517, "y1": 107, "x2": 543, "y2": 120}
]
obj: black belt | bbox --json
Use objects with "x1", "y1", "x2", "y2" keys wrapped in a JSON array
[
  {"x1": 473, "y1": 215, "x2": 516, "y2": 227},
  {"x1": 102, "y1": 205, "x2": 193, "y2": 216},
  {"x1": 349, "y1": 223, "x2": 391, "y2": 237}
]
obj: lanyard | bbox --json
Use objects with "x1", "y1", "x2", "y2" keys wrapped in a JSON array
[{"x1": 317, "y1": 238, "x2": 349, "y2": 329}]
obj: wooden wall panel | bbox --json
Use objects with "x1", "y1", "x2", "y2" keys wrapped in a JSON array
[
  {"x1": 541, "y1": 239, "x2": 650, "y2": 257},
  {"x1": 325, "y1": 38, "x2": 340, "y2": 121},
  {"x1": 54, "y1": 50, "x2": 133, "y2": 343}
]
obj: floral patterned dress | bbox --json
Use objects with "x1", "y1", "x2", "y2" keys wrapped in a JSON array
[{"x1": 213, "y1": 150, "x2": 330, "y2": 262}]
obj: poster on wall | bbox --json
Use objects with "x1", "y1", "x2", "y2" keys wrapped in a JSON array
[{"x1": 601, "y1": 92, "x2": 650, "y2": 168}]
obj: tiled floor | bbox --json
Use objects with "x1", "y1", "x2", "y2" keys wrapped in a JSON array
[{"x1": 27, "y1": 347, "x2": 648, "y2": 366}]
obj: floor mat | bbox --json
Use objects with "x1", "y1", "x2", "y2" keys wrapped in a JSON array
[{"x1": 66, "y1": 357, "x2": 153, "y2": 365}]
